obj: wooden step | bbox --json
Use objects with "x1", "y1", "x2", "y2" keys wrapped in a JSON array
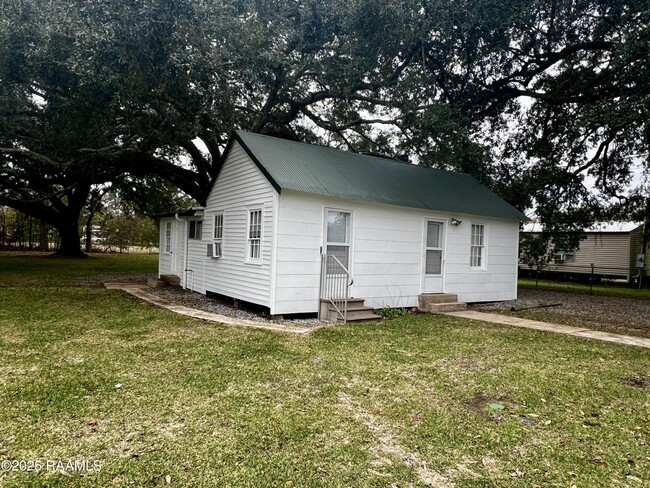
[
  {"x1": 421, "y1": 302, "x2": 468, "y2": 314},
  {"x1": 147, "y1": 278, "x2": 167, "y2": 288},
  {"x1": 346, "y1": 307, "x2": 380, "y2": 320},
  {"x1": 320, "y1": 298, "x2": 383, "y2": 323},
  {"x1": 418, "y1": 293, "x2": 458, "y2": 306},
  {"x1": 418, "y1": 293, "x2": 466, "y2": 313},
  {"x1": 337, "y1": 312, "x2": 383, "y2": 323},
  {"x1": 327, "y1": 302, "x2": 373, "y2": 313},
  {"x1": 159, "y1": 274, "x2": 181, "y2": 286}
]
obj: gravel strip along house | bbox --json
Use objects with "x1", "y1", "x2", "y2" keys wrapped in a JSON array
[{"x1": 155, "y1": 131, "x2": 527, "y2": 322}]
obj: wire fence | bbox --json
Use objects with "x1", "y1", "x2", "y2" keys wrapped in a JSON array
[{"x1": 519, "y1": 262, "x2": 647, "y2": 293}]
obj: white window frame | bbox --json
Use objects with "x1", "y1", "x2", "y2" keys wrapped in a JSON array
[
  {"x1": 213, "y1": 212, "x2": 224, "y2": 240},
  {"x1": 246, "y1": 208, "x2": 263, "y2": 264},
  {"x1": 188, "y1": 219, "x2": 203, "y2": 240},
  {"x1": 324, "y1": 208, "x2": 352, "y2": 272},
  {"x1": 212, "y1": 212, "x2": 224, "y2": 258},
  {"x1": 470, "y1": 223, "x2": 486, "y2": 269},
  {"x1": 164, "y1": 222, "x2": 172, "y2": 253}
]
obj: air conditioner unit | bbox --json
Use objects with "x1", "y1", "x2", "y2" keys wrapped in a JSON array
[{"x1": 554, "y1": 252, "x2": 566, "y2": 262}]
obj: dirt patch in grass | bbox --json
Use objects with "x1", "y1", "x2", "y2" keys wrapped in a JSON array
[
  {"x1": 620, "y1": 375, "x2": 650, "y2": 390},
  {"x1": 338, "y1": 392, "x2": 453, "y2": 488},
  {"x1": 462, "y1": 392, "x2": 505, "y2": 422}
]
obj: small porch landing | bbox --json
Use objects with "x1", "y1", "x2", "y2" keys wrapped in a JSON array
[{"x1": 418, "y1": 293, "x2": 467, "y2": 313}]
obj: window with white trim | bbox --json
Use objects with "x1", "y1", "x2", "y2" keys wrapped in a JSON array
[
  {"x1": 188, "y1": 219, "x2": 203, "y2": 240},
  {"x1": 164, "y1": 222, "x2": 172, "y2": 253},
  {"x1": 470, "y1": 224, "x2": 485, "y2": 268},
  {"x1": 247, "y1": 209, "x2": 262, "y2": 262},
  {"x1": 212, "y1": 212, "x2": 224, "y2": 258}
]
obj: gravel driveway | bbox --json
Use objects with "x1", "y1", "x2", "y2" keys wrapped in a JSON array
[{"x1": 471, "y1": 288, "x2": 650, "y2": 338}]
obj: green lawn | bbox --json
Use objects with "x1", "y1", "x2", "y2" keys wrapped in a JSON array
[
  {"x1": 0, "y1": 252, "x2": 157, "y2": 287},
  {"x1": 1, "y1": 253, "x2": 649, "y2": 487},
  {"x1": 519, "y1": 277, "x2": 650, "y2": 301}
]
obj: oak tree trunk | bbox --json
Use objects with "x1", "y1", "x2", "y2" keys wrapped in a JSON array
[
  {"x1": 39, "y1": 221, "x2": 49, "y2": 251},
  {"x1": 56, "y1": 220, "x2": 86, "y2": 257}
]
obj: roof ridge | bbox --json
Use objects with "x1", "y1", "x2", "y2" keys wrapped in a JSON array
[
  {"x1": 232, "y1": 130, "x2": 527, "y2": 221},
  {"x1": 235, "y1": 130, "x2": 467, "y2": 177}
]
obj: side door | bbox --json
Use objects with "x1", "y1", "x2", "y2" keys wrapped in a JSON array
[
  {"x1": 422, "y1": 219, "x2": 444, "y2": 293},
  {"x1": 170, "y1": 220, "x2": 183, "y2": 275}
]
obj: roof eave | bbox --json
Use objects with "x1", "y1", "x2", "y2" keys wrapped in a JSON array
[{"x1": 152, "y1": 208, "x2": 204, "y2": 219}]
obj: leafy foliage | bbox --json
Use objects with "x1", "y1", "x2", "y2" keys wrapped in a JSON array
[
  {"x1": 0, "y1": 0, "x2": 648, "y2": 256},
  {"x1": 375, "y1": 307, "x2": 411, "y2": 320},
  {"x1": 98, "y1": 214, "x2": 159, "y2": 252}
]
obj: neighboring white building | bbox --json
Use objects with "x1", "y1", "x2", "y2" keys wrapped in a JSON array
[{"x1": 156, "y1": 131, "x2": 527, "y2": 317}]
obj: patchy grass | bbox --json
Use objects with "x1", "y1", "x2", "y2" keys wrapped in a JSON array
[
  {"x1": 1, "y1": 253, "x2": 649, "y2": 486},
  {"x1": 519, "y1": 278, "x2": 650, "y2": 301}
]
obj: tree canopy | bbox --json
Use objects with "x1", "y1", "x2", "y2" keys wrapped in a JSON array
[{"x1": 1, "y1": 0, "x2": 648, "y2": 255}]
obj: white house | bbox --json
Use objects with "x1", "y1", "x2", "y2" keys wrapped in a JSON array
[{"x1": 156, "y1": 131, "x2": 527, "y2": 320}]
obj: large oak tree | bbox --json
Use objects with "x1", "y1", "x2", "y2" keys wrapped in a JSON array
[{"x1": 1, "y1": 0, "x2": 648, "y2": 255}]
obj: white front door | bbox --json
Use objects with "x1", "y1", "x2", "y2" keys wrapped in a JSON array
[
  {"x1": 422, "y1": 220, "x2": 444, "y2": 293},
  {"x1": 324, "y1": 209, "x2": 351, "y2": 271}
]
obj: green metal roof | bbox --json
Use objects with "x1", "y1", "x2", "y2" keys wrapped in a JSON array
[{"x1": 233, "y1": 130, "x2": 528, "y2": 221}]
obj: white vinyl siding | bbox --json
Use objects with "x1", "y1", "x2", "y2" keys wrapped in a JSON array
[
  {"x1": 203, "y1": 142, "x2": 274, "y2": 307},
  {"x1": 273, "y1": 191, "x2": 519, "y2": 314},
  {"x1": 470, "y1": 223, "x2": 485, "y2": 268}
]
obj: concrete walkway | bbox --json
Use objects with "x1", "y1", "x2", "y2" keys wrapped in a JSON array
[
  {"x1": 104, "y1": 283, "x2": 316, "y2": 335},
  {"x1": 444, "y1": 310, "x2": 650, "y2": 349}
]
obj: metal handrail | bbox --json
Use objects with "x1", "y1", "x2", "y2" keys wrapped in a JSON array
[{"x1": 319, "y1": 254, "x2": 353, "y2": 323}]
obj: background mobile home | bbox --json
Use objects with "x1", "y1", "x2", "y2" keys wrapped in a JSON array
[{"x1": 520, "y1": 222, "x2": 649, "y2": 282}]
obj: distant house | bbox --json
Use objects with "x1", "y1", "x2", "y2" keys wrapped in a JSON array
[
  {"x1": 520, "y1": 222, "x2": 649, "y2": 281},
  {"x1": 155, "y1": 131, "x2": 527, "y2": 320}
]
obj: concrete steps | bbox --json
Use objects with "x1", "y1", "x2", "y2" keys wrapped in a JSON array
[
  {"x1": 418, "y1": 293, "x2": 467, "y2": 313},
  {"x1": 321, "y1": 298, "x2": 383, "y2": 323}
]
